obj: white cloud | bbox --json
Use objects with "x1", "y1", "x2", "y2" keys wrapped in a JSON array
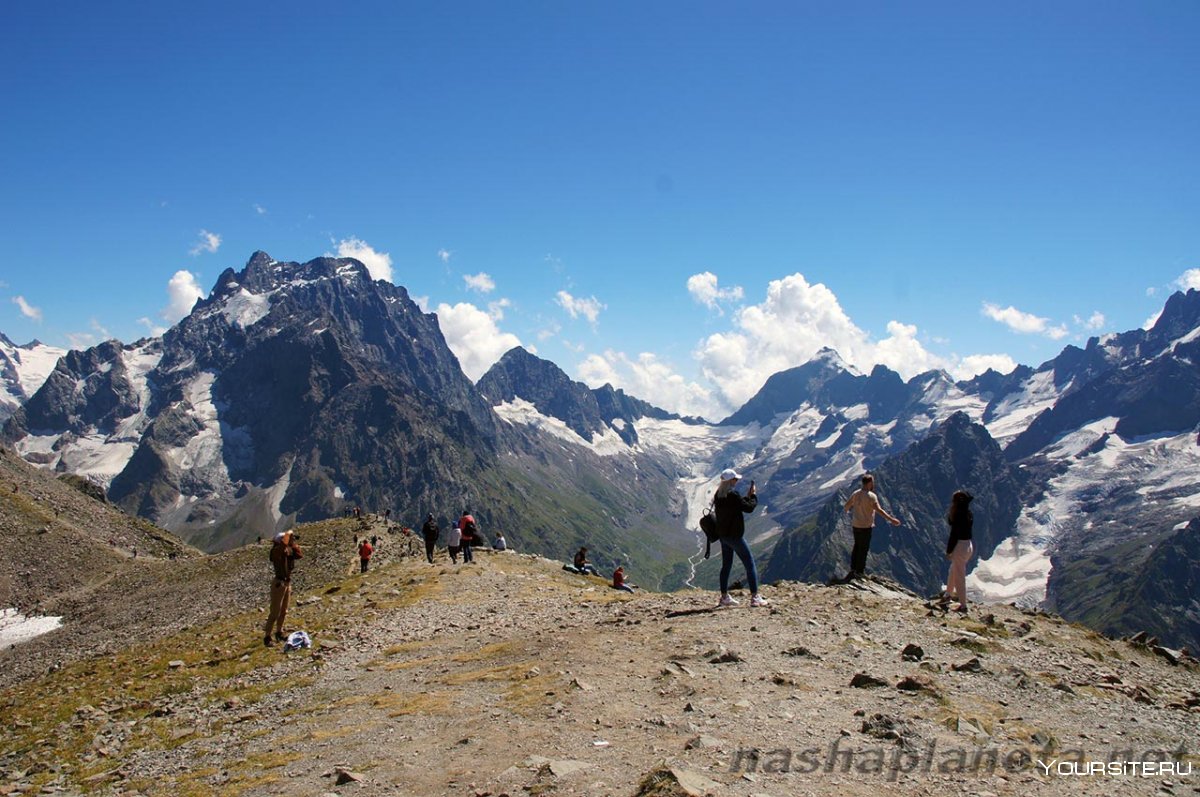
[
  {"x1": 950, "y1": 354, "x2": 1019, "y2": 381},
  {"x1": 690, "y1": 272, "x2": 1013, "y2": 414},
  {"x1": 437, "y1": 249, "x2": 452, "y2": 263},
  {"x1": 464, "y1": 272, "x2": 496, "y2": 293},
  {"x1": 1146, "y1": 287, "x2": 1158, "y2": 297},
  {"x1": 981, "y1": 302, "x2": 1068, "y2": 340},
  {"x1": 1144, "y1": 310, "x2": 1163, "y2": 330},
  {"x1": 695, "y1": 273, "x2": 873, "y2": 410},
  {"x1": 487, "y1": 298, "x2": 510, "y2": 320},
  {"x1": 578, "y1": 350, "x2": 715, "y2": 419},
  {"x1": 137, "y1": 317, "x2": 168, "y2": 337},
  {"x1": 536, "y1": 322, "x2": 561, "y2": 342},
  {"x1": 435, "y1": 301, "x2": 522, "y2": 381},
  {"x1": 254, "y1": 203, "x2": 267, "y2": 215},
  {"x1": 1074, "y1": 311, "x2": 1106, "y2": 332},
  {"x1": 555, "y1": 290, "x2": 605, "y2": 326},
  {"x1": 162, "y1": 270, "x2": 206, "y2": 323},
  {"x1": 66, "y1": 333, "x2": 97, "y2": 350},
  {"x1": 189, "y1": 229, "x2": 221, "y2": 256},
  {"x1": 687, "y1": 271, "x2": 744, "y2": 312},
  {"x1": 332, "y1": 237, "x2": 394, "y2": 283},
  {"x1": 412, "y1": 295, "x2": 430, "y2": 312},
  {"x1": 12, "y1": 295, "x2": 42, "y2": 322},
  {"x1": 65, "y1": 320, "x2": 112, "y2": 351},
  {"x1": 1175, "y1": 268, "x2": 1200, "y2": 291}
]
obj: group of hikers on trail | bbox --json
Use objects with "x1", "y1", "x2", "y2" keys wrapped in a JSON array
[{"x1": 263, "y1": 468, "x2": 976, "y2": 645}]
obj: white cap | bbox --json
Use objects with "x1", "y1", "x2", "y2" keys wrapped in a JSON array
[{"x1": 720, "y1": 468, "x2": 742, "y2": 481}]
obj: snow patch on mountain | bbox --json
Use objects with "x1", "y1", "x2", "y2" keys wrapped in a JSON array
[
  {"x1": 221, "y1": 289, "x2": 271, "y2": 329},
  {"x1": 493, "y1": 398, "x2": 630, "y2": 456},
  {"x1": 970, "y1": 423, "x2": 1200, "y2": 606},
  {"x1": 0, "y1": 338, "x2": 66, "y2": 422},
  {"x1": 984, "y1": 370, "x2": 1063, "y2": 445},
  {"x1": 12, "y1": 343, "x2": 162, "y2": 487}
]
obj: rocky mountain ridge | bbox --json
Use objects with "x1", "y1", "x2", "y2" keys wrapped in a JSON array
[{"x1": 2, "y1": 253, "x2": 1199, "y2": 651}]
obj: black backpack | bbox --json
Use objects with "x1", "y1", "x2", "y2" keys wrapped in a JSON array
[{"x1": 698, "y1": 506, "x2": 719, "y2": 559}]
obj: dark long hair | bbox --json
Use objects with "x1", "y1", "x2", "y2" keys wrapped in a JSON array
[{"x1": 946, "y1": 490, "x2": 974, "y2": 524}]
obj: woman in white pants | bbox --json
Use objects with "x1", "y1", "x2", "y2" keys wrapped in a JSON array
[{"x1": 943, "y1": 490, "x2": 974, "y2": 614}]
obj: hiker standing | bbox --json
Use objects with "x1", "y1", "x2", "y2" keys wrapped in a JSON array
[
  {"x1": 843, "y1": 473, "x2": 902, "y2": 581},
  {"x1": 264, "y1": 530, "x2": 303, "y2": 647},
  {"x1": 943, "y1": 490, "x2": 974, "y2": 614},
  {"x1": 421, "y1": 513, "x2": 440, "y2": 564},
  {"x1": 446, "y1": 519, "x2": 462, "y2": 564},
  {"x1": 459, "y1": 510, "x2": 477, "y2": 564},
  {"x1": 358, "y1": 538, "x2": 374, "y2": 573},
  {"x1": 714, "y1": 468, "x2": 767, "y2": 607}
]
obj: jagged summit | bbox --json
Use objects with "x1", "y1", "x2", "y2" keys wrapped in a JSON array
[{"x1": 205, "y1": 251, "x2": 374, "y2": 304}]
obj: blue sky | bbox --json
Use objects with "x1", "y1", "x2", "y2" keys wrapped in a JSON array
[{"x1": 1, "y1": 1, "x2": 1197, "y2": 418}]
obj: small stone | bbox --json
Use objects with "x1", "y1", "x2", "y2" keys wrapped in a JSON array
[
  {"x1": 167, "y1": 660, "x2": 185, "y2": 670},
  {"x1": 334, "y1": 769, "x2": 365, "y2": 785},
  {"x1": 850, "y1": 672, "x2": 889, "y2": 689},
  {"x1": 901, "y1": 644, "x2": 924, "y2": 662}
]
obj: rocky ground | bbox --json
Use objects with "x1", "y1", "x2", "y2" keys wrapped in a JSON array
[{"x1": 1, "y1": 515, "x2": 1198, "y2": 797}]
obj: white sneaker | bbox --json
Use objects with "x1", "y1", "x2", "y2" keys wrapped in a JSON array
[
  {"x1": 750, "y1": 594, "x2": 769, "y2": 607},
  {"x1": 718, "y1": 593, "x2": 739, "y2": 607}
]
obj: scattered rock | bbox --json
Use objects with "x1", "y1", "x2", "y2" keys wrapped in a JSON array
[
  {"x1": 952, "y1": 657, "x2": 984, "y2": 673},
  {"x1": 782, "y1": 645, "x2": 821, "y2": 660},
  {"x1": 901, "y1": 643, "x2": 924, "y2": 661},
  {"x1": 334, "y1": 768, "x2": 364, "y2": 785},
  {"x1": 896, "y1": 675, "x2": 939, "y2": 696},
  {"x1": 850, "y1": 672, "x2": 889, "y2": 689}
]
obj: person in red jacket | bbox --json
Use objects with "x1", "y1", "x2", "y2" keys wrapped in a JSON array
[
  {"x1": 612, "y1": 566, "x2": 637, "y2": 593},
  {"x1": 459, "y1": 510, "x2": 478, "y2": 564},
  {"x1": 358, "y1": 538, "x2": 373, "y2": 573}
]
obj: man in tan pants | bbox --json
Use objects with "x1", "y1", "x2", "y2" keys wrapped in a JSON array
[{"x1": 265, "y1": 530, "x2": 303, "y2": 647}]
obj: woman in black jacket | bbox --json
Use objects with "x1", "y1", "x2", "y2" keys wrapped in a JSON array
[
  {"x1": 713, "y1": 468, "x2": 767, "y2": 608},
  {"x1": 943, "y1": 490, "x2": 974, "y2": 614}
]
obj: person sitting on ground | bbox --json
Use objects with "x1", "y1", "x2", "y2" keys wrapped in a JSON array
[
  {"x1": 612, "y1": 566, "x2": 637, "y2": 593},
  {"x1": 572, "y1": 547, "x2": 600, "y2": 576},
  {"x1": 493, "y1": 531, "x2": 508, "y2": 551}
]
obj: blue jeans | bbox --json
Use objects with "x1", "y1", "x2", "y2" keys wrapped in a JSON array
[{"x1": 719, "y1": 536, "x2": 758, "y2": 594}]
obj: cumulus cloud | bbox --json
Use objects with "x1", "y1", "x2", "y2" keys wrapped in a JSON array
[
  {"x1": 536, "y1": 322, "x2": 561, "y2": 342},
  {"x1": 332, "y1": 237, "x2": 394, "y2": 283},
  {"x1": 950, "y1": 354, "x2": 1019, "y2": 381},
  {"x1": 1074, "y1": 311, "x2": 1106, "y2": 332},
  {"x1": 689, "y1": 272, "x2": 1015, "y2": 414},
  {"x1": 487, "y1": 298, "x2": 510, "y2": 320},
  {"x1": 162, "y1": 270, "x2": 206, "y2": 323},
  {"x1": 254, "y1": 204, "x2": 267, "y2": 215},
  {"x1": 412, "y1": 295, "x2": 430, "y2": 312},
  {"x1": 578, "y1": 350, "x2": 715, "y2": 419},
  {"x1": 981, "y1": 302, "x2": 1068, "y2": 340},
  {"x1": 435, "y1": 301, "x2": 522, "y2": 381},
  {"x1": 137, "y1": 317, "x2": 168, "y2": 337},
  {"x1": 687, "y1": 271, "x2": 744, "y2": 311},
  {"x1": 437, "y1": 249, "x2": 452, "y2": 263},
  {"x1": 1175, "y1": 268, "x2": 1200, "y2": 291},
  {"x1": 555, "y1": 290, "x2": 605, "y2": 326},
  {"x1": 189, "y1": 229, "x2": 221, "y2": 256},
  {"x1": 464, "y1": 272, "x2": 496, "y2": 293},
  {"x1": 12, "y1": 295, "x2": 42, "y2": 322},
  {"x1": 65, "y1": 320, "x2": 111, "y2": 351}
]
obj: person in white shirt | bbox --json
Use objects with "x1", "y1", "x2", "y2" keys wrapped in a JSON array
[{"x1": 843, "y1": 473, "x2": 902, "y2": 580}]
